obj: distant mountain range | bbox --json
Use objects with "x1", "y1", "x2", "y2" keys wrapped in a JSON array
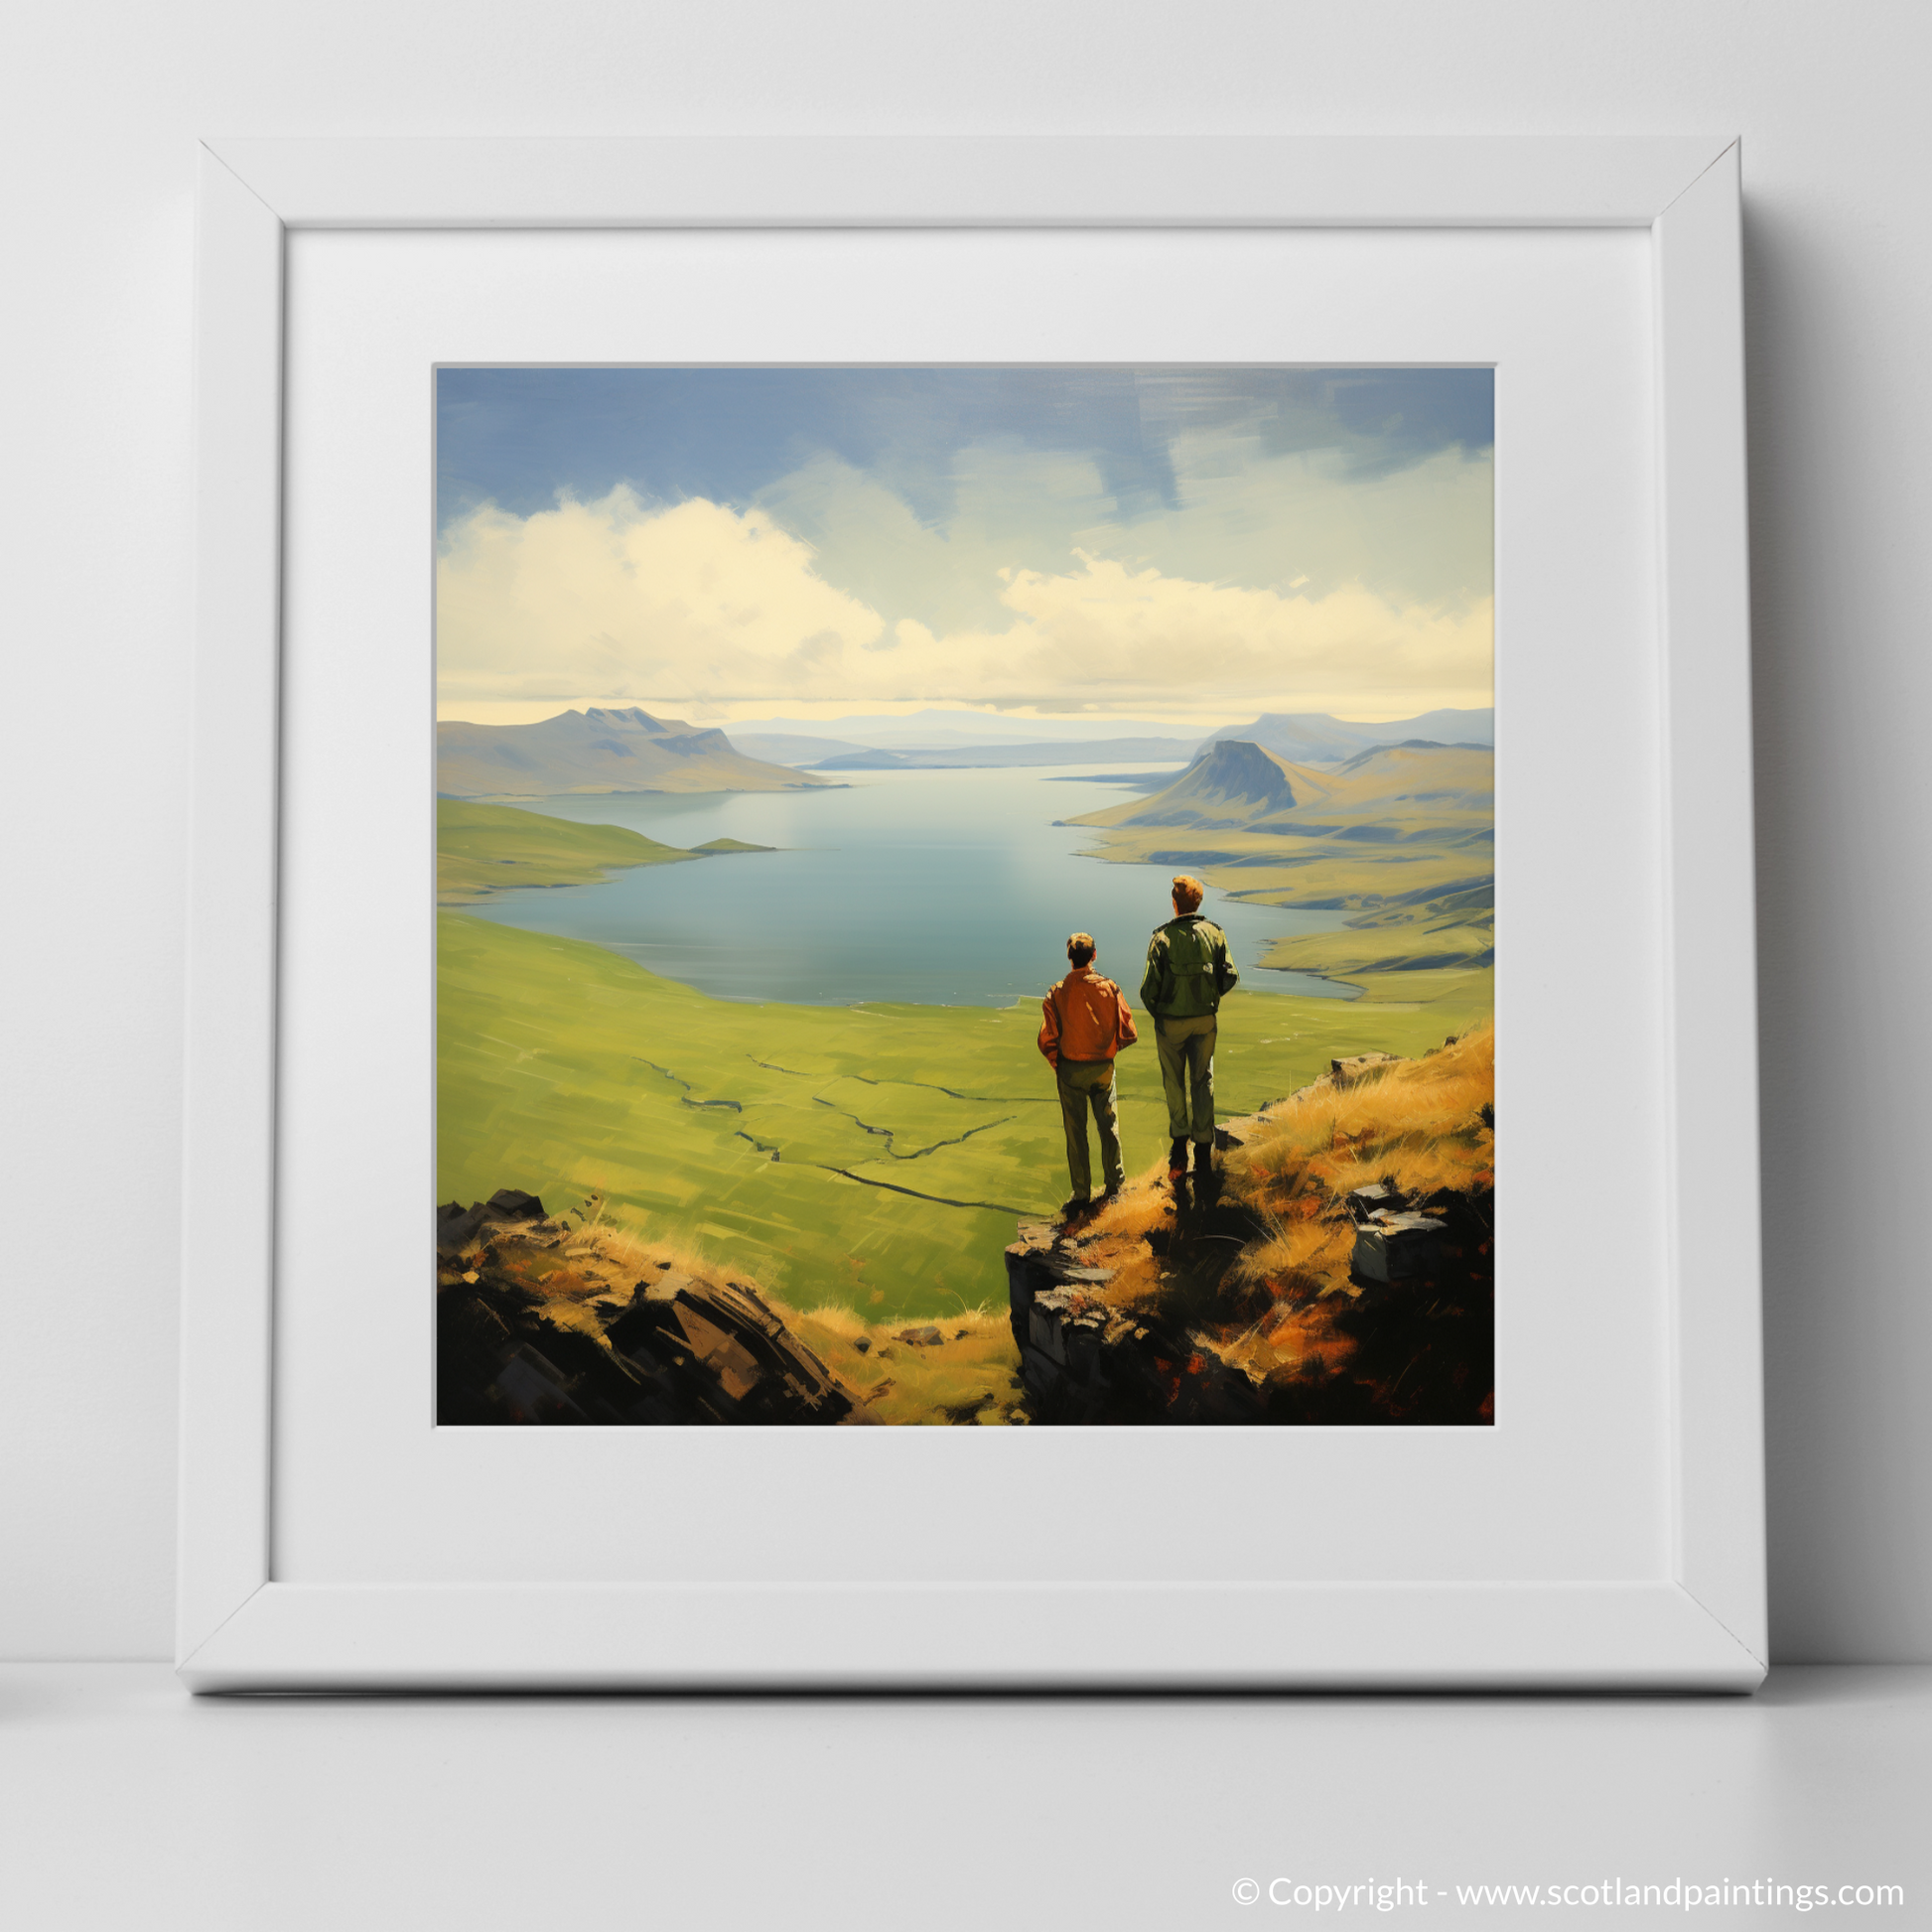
[
  {"x1": 730, "y1": 733, "x2": 872, "y2": 765},
  {"x1": 808, "y1": 738, "x2": 1196, "y2": 770},
  {"x1": 717, "y1": 709, "x2": 1184, "y2": 750},
  {"x1": 436, "y1": 704, "x2": 1496, "y2": 794},
  {"x1": 437, "y1": 707, "x2": 832, "y2": 798},
  {"x1": 742, "y1": 709, "x2": 1493, "y2": 770},
  {"x1": 1197, "y1": 709, "x2": 1493, "y2": 764}
]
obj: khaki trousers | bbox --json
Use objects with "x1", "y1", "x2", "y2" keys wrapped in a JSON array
[
  {"x1": 1056, "y1": 1057, "x2": 1123, "y2": 1200},
  {"x1": 1155, "y1": 1013, "x2": 1218, "y2": 1143}
]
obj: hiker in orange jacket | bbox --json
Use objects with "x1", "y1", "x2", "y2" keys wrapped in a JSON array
[{"x1": 1037, "y1": 931, "x2": 1140, "y2": 1214}]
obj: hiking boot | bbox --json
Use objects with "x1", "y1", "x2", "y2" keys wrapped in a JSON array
[
  {"x1": 1168, "y1": 1139, "x2": 1188, "y2": 1179},
  {"x1": 1192, "y1": 1140, "x2": 1214, "y2": 1174},
  {"x1": 1059, "y1": 1196, "x2": 1093, "y2": 1221}
]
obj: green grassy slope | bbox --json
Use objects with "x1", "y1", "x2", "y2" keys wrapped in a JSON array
[
  {"x1": 439, "y1": 912, "x2": 1493, "y2": 1320},
  {"x1": 437, "y1": 799, "x2": 695, "y2": 903}
]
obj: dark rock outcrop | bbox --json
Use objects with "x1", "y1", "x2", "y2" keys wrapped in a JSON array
[
  {"x1": 1005, "y1": 1068, "x2": 1493, "y2": 1427},
  {"x1": 437, "y1": 1206, "x2": 868, "y2": 1426},
  {"x1": 436, "y1": 1188, "x2": 549, "y2": 1255},
  {"x1": 1005, "y1": 1194, "x2": 1273, "y2": 1426}
]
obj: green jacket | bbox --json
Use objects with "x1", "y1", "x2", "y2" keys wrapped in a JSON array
[{"x1": 1141, "y1": 914, "x2": 1239, "y2": 1020}]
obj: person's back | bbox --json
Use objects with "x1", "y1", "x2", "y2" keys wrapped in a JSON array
[
  {"x1": 1141, "y1": 876, "x2": 1238, "y2": 1180},
  {"x1": 1141, "y1": 911, "x2": 1235, "y2": 1021},
  {"x1": 1038, "y1": 933, "x2": 1138, "y2": 1214},
  {"x1": 1043, "y1": 962, "x2": 1136, "y2": 1061}
]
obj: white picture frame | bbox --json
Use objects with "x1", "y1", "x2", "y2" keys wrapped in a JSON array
[{"x1": 181, "y1": 136, "x2": 1763, "y2": 1691}]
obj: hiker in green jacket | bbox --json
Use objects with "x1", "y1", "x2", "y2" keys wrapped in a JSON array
[{"x1": 1141, "y1": 874, "x2": 1239, "y2": 1180}]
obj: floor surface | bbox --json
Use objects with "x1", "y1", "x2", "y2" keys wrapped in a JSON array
[{"x1": 1, "y1": 1664, "x2": 1924, "y2": 1927}]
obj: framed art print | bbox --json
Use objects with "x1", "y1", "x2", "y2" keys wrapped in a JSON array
[
  {"x1": 180, "y1": 137, "x2": 1765, "y2": 1689},
  {"x1": 431, "y1": 361, "x2": 1497, "y2": 1434}
]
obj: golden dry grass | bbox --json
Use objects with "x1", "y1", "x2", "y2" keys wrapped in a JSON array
[
  {"x1": 1209, "y1": 1024, "x2": 1494, "y2": 1385},
  {"x1": 1011, "y1": 1024, "x2": 1495, "y2": 1396},
  {"x1": 791, "y1": 1307, "x2": 1025, "y2": 1427},
  {"x1": 1235, "y1": 1023, "x2": 1494, "y2": 1212}
]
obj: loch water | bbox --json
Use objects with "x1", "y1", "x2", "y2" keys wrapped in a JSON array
[{"x1": 461, "y1": 763, "x2": 1355, "y2": 1008}]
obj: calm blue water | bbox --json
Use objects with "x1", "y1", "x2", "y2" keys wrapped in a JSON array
[{"x1": 464, "y1": 764, "x2": 1355, "y2": 1008}]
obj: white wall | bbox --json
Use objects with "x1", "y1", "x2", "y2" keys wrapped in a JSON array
[{"x1": 2, "y1": 0, "x2": 1925, "y2": 1661}]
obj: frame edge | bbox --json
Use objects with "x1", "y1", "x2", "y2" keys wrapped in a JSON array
[
  {"x1": 179, "y1": 1581, "x2": 1766, "y2": 1694},
  {"x1": 1652, "y1": 143, "x2": 1769, "y2": 1669},
  {"x1": 177, "y1": 146, "x2": 285, "y2": 1666},
  {"x1": 202, "y1": 133, "x2": 1736, "y2": 230}
]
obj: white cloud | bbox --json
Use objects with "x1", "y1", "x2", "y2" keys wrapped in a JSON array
[
  {"x1": 435, "y1": 488, "x2": 885, "y2": 704},
  {"x1": 897, "y1": 553, "x2": 1491, "y2": 716},
  {"x1": 437, "y1": 488, "x2": 1491, "y2": 722}
]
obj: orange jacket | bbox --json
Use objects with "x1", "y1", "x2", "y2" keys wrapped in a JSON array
[{"x1": 1038, "y1": 967, "x2": 1140, "y2": 1069}]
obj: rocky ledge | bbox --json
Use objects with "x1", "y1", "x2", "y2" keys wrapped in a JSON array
[
  {"x1": 437, "y1": 1191, "x2": 870, "y2": 1426},
  {"x1": 1004, "y1": 1144, "x2": 1272, "y2": 1426},
  {"x1": 1005, "y1": 1059, "x2": 1494, "y2": 1427}
]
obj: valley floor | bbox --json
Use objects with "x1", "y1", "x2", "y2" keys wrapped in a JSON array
[{"x1": 439, "y1": 912, "x2": 1492, "y2": 1323}]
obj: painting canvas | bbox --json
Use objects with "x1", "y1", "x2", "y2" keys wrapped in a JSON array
[{"x1": 434, "y1": 366, "x2": 1494, "y2": 1429}]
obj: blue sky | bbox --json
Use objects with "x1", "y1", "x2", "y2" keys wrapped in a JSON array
[
  {"x1": 437, "y1": 365, "x2": 1492, "y2": 533},
  {"x1": 433, "y1": 366, "x2": 1494, "y2": 727}
]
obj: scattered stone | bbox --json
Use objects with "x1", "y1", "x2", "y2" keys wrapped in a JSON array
[
  {"x1": 630, "y1": 1271, "x2": 695, "y2": 1305},
  {"x1": 1346, "y1": 1180, "x2": 1405, "y2": 1224},
  {"x1": 485, "y1": 1187, "x2": 545, "y2": 1222},
  {"x1": 1330, "y1": 1051, "x2": 1400, "y2": 1088},
  {"x1": 1351, "y1": 1211, "x2": 1447, "y2": 1284},
  {"x1": 852, "y1": 1336, "x2": 872, "y2": 1354},
  {"x1": 897, "y1": 1324, "x2": 943, "y2": 1347}
]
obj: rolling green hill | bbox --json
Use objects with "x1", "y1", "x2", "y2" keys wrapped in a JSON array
[{"x1": 436, "y1": 799, "x2": 695, "y2": 903}]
